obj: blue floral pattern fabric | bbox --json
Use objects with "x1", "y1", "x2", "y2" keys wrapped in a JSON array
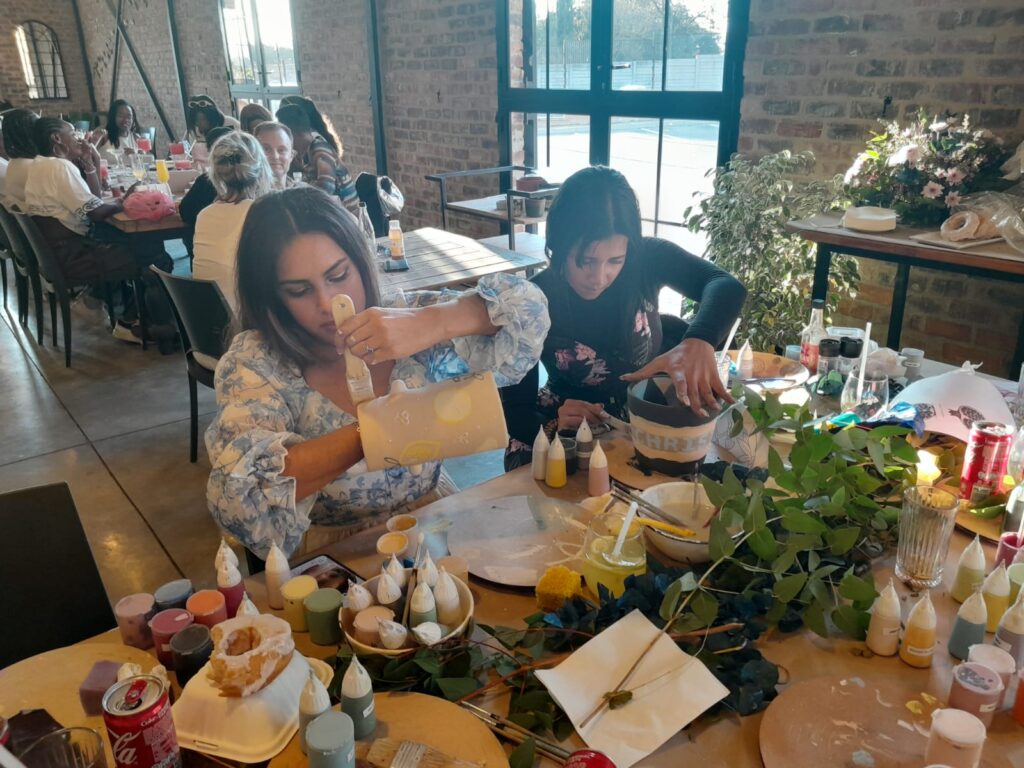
[{"x1": 205, "y1": 273, "x2": 550, "y2": 557}]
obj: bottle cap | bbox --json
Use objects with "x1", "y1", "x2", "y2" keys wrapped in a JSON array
[
  {"x1": 389, "y1": 220, "x2": 401, "y2": 230},
  {"x1": 839, "y1": 337, "x2": 863, "y2": 357},
  {"x1": 900, "y1": 347, "x2": 924, "y2": 361},
  {"x1": 811, "y1": 298, "x2": 825, "y2": 309},
  {"x1": 818, "y1": 338, "x2": 841, "y2": 358}
]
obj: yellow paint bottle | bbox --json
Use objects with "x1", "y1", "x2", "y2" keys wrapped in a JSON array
[
  {"x1": 900, "y1": 591, "x2": 936, "y2": 669},
  {"x1": 545, "y1": 434, "x2": 567, "y2": 489},
  {"x1": 982, "y1": 563, "x2": 1010, "y2": 633}
]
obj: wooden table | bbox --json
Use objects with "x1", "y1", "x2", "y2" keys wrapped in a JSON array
[
  {"x1": 786, "y1": 214, "x2": 1024, "y2": 378},
  {"x1": 109, "y1": 210, "x2": 186, "y2": 236},
  {"x1": 378, "y1": 228, "x2": 546, "y2": 293}
]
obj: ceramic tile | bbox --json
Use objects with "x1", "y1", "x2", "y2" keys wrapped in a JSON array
[{"x1": 0, "y1": 446, "x2": 182, "y2": 603}]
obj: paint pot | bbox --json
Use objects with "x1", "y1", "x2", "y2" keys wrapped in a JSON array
[
  {"x1": 217, "y1": 559, "x2": 245, "y2": 618},
  {"x1": 352, "y1": 606, "x2": 395, "y2": 647},
  {"x1": 532, "y1": 426, "x2": 549, "y2": 481},
  {"x1": 994, "y1": 590, "x2": 1024, "y2": 669},
  {"x1": 265, "y1": 543, "x2": 290, "y2": 611},
  {"x1": 153, "y1": 579, "x2": 193, "y2": 611},
  {"x1": 947, "y1": 662, "x2": 1004, "y2": 727},
  {"x1": 948, "y1": 591, "x2": 988, "y2": 661},
  {"x1": 865, "y1": 579, "x2": 901, "y2": 657},
  {"x1": 280, "y1": 575, "x2": 318, "y2": 632},
  {"x1": 304, "y1": 588, "x2": 344, "y2": 646},
  {"x1": 385, "y1": 515, "x2": 418, "y2": 559},
  {"x1": 114, "y1": 593, "x2": 156, "y2": 649},
  {"x1": 924, "y1": 708, "x2": 985, "y2": 768},
  {"x1": 305, "y1": 710, "x2": 356, "y2": 768},
  {"x1": 376, "y1": 532, "x2": 408, "y2": 562},
  {"x1": 981, "y1": 563, "x2": 1010, "y2": 633},
  {"x1": 899, "y1": 591, "x2": 936, "y2": 668},
  {"x1": 340, "y1": 656, "x2": 376, "y2": 740},
  {"x1": 148, "y1": 609, "x2": 194, "y2": 668},
  {"x1": 588, "y1": 440, "x2": 611, "y2": 497},
  {"x1": 557, "y1": 435, "x2": 578, "y2": 476},
  {"x1": 169, "y1": 624, "x2": 213, "y2": 688},
  {"x1": 967, "y1": 644, "x2": 1015, "y2": 707},
  {"x1": 298, "y1": 669, "x2": 331, "y2": 755},
  {"x1": 995, "y1": 531, "x2": 1023, "y2": 569},
  {"x1": 185, "y1": 589, "x2": 227, "y2": 628},
  {"x1": 950, "y1": 536, "x2": 987, "y2": 604}
]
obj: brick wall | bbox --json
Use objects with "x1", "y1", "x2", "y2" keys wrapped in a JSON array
[
  {"x1": 742, "y1": 0, "x2": 1024, "y2": 375},
  {"x1": 0, "y1": 1, "x2": 93, "y2": 117}
]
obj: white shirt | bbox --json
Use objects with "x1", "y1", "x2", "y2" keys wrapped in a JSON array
[
  {"x1": 3, "y1": 157, "x2": 35, "y2": 211},
  {"x1": 24, "y1": 157, "x2": 103, "y2": 236},
  {"x1": 193, "y1": 198, "x2": 253, "y2": 313},
  {"x1": 0, "y1": 158, "x2": 8, "y2": 198}
]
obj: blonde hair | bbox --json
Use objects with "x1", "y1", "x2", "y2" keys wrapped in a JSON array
[{"x1": 208, "y1": 131, "x2": 274, "y2": 202}]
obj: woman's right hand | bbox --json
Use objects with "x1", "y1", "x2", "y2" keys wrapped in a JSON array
[{"x1": 557, "y1": 399, "x2": 609, "y2": 431}]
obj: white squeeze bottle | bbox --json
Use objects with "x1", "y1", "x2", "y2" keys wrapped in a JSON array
[
  {"x1": 866, "y1": 579, "x2": 901, "y2": 656},
  {"x1": 341, "y1": 656, "x2": 376, "y2": 740},
  {"x1": 298, "y1": 669, "x2": 330, "y2": 754},
  {"x1": 737, "y1": 339, "x2": 754, "y2": 381},
  {"x1": 532, "y1": 426, "x2": 549, "y2": 481},
  {"x1": 265, "y1": 542, "x2": 290, "y2": 611}
]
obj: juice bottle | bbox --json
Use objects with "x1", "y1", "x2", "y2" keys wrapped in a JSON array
[
  {"x1": 388, "y1": 220, "x2": 405, "y2": 261},
  {"x1": 899, "y1": 591, "x2": 936, "y2": 668}
]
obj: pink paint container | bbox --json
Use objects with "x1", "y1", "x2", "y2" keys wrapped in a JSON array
[
  {"x1": 996, "y1": 532, "x2": 1023, "y2": 569},
  {"x1": 947, "y1": 662, "x2": 1004, "y2": 727},
  {"x1": 149, "y1": 608, "x2": 194, "y2": 668},
  {"x1": 114, "y1": 593, "x2": 156, "y2": 649}
]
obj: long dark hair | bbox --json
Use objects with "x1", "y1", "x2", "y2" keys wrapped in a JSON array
[
  {"x1": 276, "y1": 96, "x2": 341, "y2": 155},
  {"x1": 239, "y1": 103, "x2": 273, "y2": 134},
  {"x1": 1, "y1": 108, "x2": 40, "y2": 159},
  {"x1": 236, "y1": 186, "x2": 380, "y2": 367},
  {"x1": 186, "y1": 94, "x2": 226, "y2": 136},
  {"x1": 105, "y1": 99, "x2": 138, "y2": 148}
]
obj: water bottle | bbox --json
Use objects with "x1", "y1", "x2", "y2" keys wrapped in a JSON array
[{"x1": 357, "y1": 203, "x2": 376, "y2": 257}]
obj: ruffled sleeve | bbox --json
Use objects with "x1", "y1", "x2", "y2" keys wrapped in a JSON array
[
  {"x1": 204, "y1": 332, "x2": 315, "y2": 558},
  {"x1": 396, "y1": 272, "x2": 550, "y2": 386}
]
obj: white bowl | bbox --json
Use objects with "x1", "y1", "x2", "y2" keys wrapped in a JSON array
[
  {"x1": 340, "y1": 569, "x2": 474, "y2": 657},
  {"x1": 639, "y1": 482, "x2": 720, "y2": 564}
]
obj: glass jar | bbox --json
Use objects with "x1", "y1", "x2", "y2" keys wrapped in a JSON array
[
  {"x1": 580, "y1": 511, "x2": 646, "y2": 599},
  {"x1": 816, "y1": 337, "x2": 841, "y2": 377}
]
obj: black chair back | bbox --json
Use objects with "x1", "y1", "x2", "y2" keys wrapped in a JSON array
[
  {"x1": 149, "y1": 267, "x2": 234, "y2": 360},
  {"x1": 0, "y1": 483, "x2": 116, "y2": 666},
  {"x1": 13, "y1": 213, "x2": 68, "y2": 293},
  {"x1": 0, "y1": 205, "x2": 38, "y2": 275},
  {"x1": 355, "y1": 173, "x2": 388, "y2": 236}
]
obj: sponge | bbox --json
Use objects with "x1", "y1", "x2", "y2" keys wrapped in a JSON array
[{"x1": 79, "y1": 660, "x2": 121, "y2": 716}]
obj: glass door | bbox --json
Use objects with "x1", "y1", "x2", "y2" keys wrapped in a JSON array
[{"x1": 220, "y1": 0, "x2": 301, "y2": 110}]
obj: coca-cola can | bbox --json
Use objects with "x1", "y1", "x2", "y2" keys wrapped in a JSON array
[
  {"x1": 961, "y1": 421, "x2": 1013, "y2": 504},
  {"x1": 565, "y1": 750, "x2": 616, "y2": 768},
  {"x1": 102, "y1": 675, "x2": 181, "y2": 768},
  {"x1": 0, "y1": 715, "x2": 9, "y2": 748}
]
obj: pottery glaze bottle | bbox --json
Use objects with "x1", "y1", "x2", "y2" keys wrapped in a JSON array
[
  {"x1": 215, "y1": 538, "x2": 239, "y2": 571},
  {"x1": 409, "y1": 580, "x2": 437, "y2": 627},
  {"x1": 949, "y1": 591, "x2": 988, "y2": 660},
  {"x1": 576, "y1": 420, "x2": 594, "y2": 470},
  {"x1": 951, "y1": 536, "x2": 987, "y2": 603},
  {"x1": 982, "y1": 563, "x2": 1010, "y2": 633},
  {"x1": 865, "y1": 579, "x2": 901, "y2": 656},
  {"x1": 532, "y1": 426, "x2": 549, "y2": 481},
  {"x1": 376, "y1": 572, "x2": 403, "y2": 614},
  {"x1": 299, "y1": 669, "x2": 331, "y2": 754},
  {"x1": 545, "y1": 434, "x2": 567, "y2": 489},
  {"x1": 900, "y1": 591, "x2": 936, "y2": 669},
  {"x1": 588, "y1": 440, "x2": 611, "y2": 497},
  {"x1": 384, "y1": 554, "x2": 407, "y2": 589},
  {"x1": 265, "y1": 542, "x2": 290, "y2": 611},
  {"x1": 994, "y1": 591, "x2": 1024, "y2": 669},
  {"x1": 217, "y1": 559, "x2": 245, "y2": 619},
  {"x1": 433, "y1": 567, "x2": 462, "y2": 627},
  {"x1": 341, "y1": 656, "x2": 376, "y2": 740},
  {"x1": 236, "y1": 592, "x2": 260, "y2": 617},
  {"x1": 419, "y1": 551, "x2": 439, "y2": 588}
]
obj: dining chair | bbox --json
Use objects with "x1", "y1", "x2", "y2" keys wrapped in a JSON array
[
  {"x1": 149, "y1": 266, "x2": 235, "y2": 462},
  {"x1": 0, "y1": 224, "x2": 10, "y2": 308},
  {"x1": 0, "y1": 483, "x2": 116, "y2": 668},
  {"x1": 0, "y1": 204, "x2": 43, "y2": 340}
]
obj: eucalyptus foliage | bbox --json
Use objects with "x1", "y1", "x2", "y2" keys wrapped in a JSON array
[{"x1": 684, "y1": 150, "x2": 859, "y2": 352}]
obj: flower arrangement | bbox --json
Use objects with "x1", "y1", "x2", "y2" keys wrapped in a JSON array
[{"x1": 844, "y1": 111, "x2": 1009, "y2": 226}]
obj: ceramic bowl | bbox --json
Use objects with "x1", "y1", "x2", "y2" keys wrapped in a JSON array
[
  {"x1": 638, "y1": 481, "x2": 737, "y2": 564},
  {"x1": 340, "y1": 569, "x2": 474, "y2": 657}
]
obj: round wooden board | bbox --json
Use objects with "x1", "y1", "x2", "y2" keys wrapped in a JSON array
[
  {"x1": 954, "y1": 506, "x2": 1003, "y2": 543},
  {"x1": 0, "y1": 642, "x2": 158, "y2": 761},
  {"x1": 269, "y1": 692, "x2": 509, "y2": 768},
  {"x1": 446, "y1": 495, "x2": 590, "y2": 587}
]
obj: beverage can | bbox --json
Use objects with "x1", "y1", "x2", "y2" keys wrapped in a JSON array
[
  {"x1": 102, "y1": 675, "x2": 182, "y2": 768},
  {"x1": 565, "y1": 750, "x2": 616, "y2": 768},
  {"x1": 960, "y1": 421, "x2": 1013, "y2": 504},
  {"x1": 0, "y1": 715, "x2": 9, "y2": 748}
]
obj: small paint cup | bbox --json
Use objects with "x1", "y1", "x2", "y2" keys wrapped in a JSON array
[
  {"x1": 149, "y1": 608, "x2": 194, "y2": 668},
  {"x1": 376, "y1": 532, "x2": 409, "y2": 561},
  {"x1": 557, "y1": 435, "x2": 578, "y2": 476},
  {"x1": 1008, "y1": 562, "x2": 1024, "y2": 605},
  {"x1": 304, "y1": 588, "x2": 344, "y2": 646},
  {"x1": 114, "y1": 593, "x2": 156, "y2": 649},
  {"x1": 185, "y1": 589, "x2": 228, "y2": 628},
  {"x1": 352, "y1": 605, "x2": 395, "y2": 647},
  {"x1": 281, "y1": 575, "x2": 318, "y2": 632},
  {"x1": 170, "y1": 624, "x2": 213, "y2": 687},
  {"x1": 153, "y1": 579, "x2": 194, "y2": 611},
  {"x1": 947, "y1": 662, "x2": 1004, "y2": 727},
  {"x1": 437, "y1": 555, "x2": 469, "y2": 585},
  {"x1": 996, "y1": 532, "x2": 1023, "y2": 569},
  {"x1": 968, "y1": 644, "x2": 1015, "y2": 706}
]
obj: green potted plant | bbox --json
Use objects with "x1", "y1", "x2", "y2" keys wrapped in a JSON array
[{"x1": 684, "y1": 150, "x2": 859, "y2": 353}]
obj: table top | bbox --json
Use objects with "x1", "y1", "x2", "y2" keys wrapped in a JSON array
[
  {"x1": 446, "y1": 195, "x2": 548, "y2": 226},
  {"x1": 378, "y1": 227, "x2": 547, "y2": 292},
  {"x1": 786, "y1": 214, "x2": 1024, "y2": 276}
]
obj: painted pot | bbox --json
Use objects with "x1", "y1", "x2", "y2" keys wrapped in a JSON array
[{"x1": 627, "y1": 376, "x2": 719, "y2": 477}]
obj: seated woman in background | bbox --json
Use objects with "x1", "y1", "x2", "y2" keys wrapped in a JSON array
[
  {"x1": 254, "y1": 121, "x2": 299, "y2": 190},
  {"x1": 192, "y1": 131, "x2": 274, "y2": 313},
  {"x1": 102, "y1": 99, "x2": 141, "y2": 160},
  {"x1": 179, "y1": 125, "x2": 234, "y2": 258},
  {"x1": 275, "y1": 96, "x2": 359, "y2": 214},
  {"x1": 239, "y1": 103, "x2": 273, "y2": 134},
  {"x1": 205, "y1": 186, "x2": 550, "y2": 558},
  {"x1": 501, "y1": 165, "x2": 746, "y2": 470},
  {"x1": 1, "y1": 108, "x2": 39, "y2": 210},
  {"x1": 184, "y1": 95, "x2": 239, "y2": 166}
]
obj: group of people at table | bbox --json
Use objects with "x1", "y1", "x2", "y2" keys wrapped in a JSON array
[{"x1": 0, "y1": 93, "x2": 748, "y2": 564}]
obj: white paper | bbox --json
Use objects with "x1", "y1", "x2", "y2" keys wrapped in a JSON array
[{"x1": 536, "y1": 610, "x2": 728, "y2": 768}]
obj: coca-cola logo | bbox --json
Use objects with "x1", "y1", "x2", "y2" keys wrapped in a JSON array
[{"x1": 112, "y1": 732, "x2": 139, "y2": 765}]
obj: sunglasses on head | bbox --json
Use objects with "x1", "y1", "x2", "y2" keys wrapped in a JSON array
[{"x1": 188, "y1": 98, "x2": 214, "y2": 109}]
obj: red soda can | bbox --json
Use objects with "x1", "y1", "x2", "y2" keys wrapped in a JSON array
[
  {"x1": 102, "y1": 675, "x2": 181, "y2": 768},
  {"x1": 960, "y1": 421, "x2": 1013, "y2": 504},
  {"x1": 565, "y1": 750, "x2": 616, "y2": 768},
  {"x1": 0, "y1": 715, "x2": 10, "y2": 748}
]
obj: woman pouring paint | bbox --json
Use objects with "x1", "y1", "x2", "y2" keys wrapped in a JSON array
[{"x1": 502, "y1": 166, "x2": 746, "y2": 470}]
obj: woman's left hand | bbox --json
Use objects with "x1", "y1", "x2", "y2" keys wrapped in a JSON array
[
  {"x1": 338, "y1": 306, "x2": 436, "y2": 362},
  {"x1": 621, "y1": 337, "x2": 733, "y2": 416}
]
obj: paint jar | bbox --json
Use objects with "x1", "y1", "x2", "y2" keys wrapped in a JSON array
[
  {"x1": 924, "y1": 708, "x2": 985, "y2": 768},
  {"x1": 185, "y1": 590, "x2": 227, "y2": 628},
  {"x1": 352, "y1": 605, "x2": 395, "y2": 647},
  {"x1": 995, "y1": 532, "x2": 1023, "y2": 569},
  {"x1": 557, "y1": 434, "x2": 579, "y2": 476},
  {"x1": 149, "y1": 609, "x2": 194, "y2": 668},
  {"x1": 169, "y1": 624, "x2": 213, "y2": 688},
  {"x1": 280, "y1": 575, "x2": 318, "y2": 632},
  {"x1": 967, "y1": 644, "x2": 1015, "y2": 707},
  {"x1": 114, "y1": 593, "x2": 156, "y2": 649},
  {"x1": 837, "y1": 337, "x2": 863, "y2": 379},
  {"x1": 153, "y1": 579, "x2": 194, "y2": 611},
  {"x1": 816, "y1": 337, "x2": 841, "y2": 377},
  {"x1": 304, "y1": 588, "x2": 344, "y2": 646},
  {"x1": 947, "y1": 662, "x2": 1003, "y2": 727},
  {"x1": 306, "y1": 711, "x2": 356, "y2": 768}
]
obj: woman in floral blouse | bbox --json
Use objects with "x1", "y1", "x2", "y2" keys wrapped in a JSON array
[
  {"x1": 502, "y1": 166, "x2": 746, "y2": 470},
  {"x1": 206, "y1": 187, "x2": 550, "y2": 558}
]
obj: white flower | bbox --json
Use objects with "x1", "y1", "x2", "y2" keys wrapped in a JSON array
[
  {"x1": 888, "y1": 145, "x2": 924, "y2": 167},
  {"x1": 945, "y1": 191, "x2": 961, "y2": 207},
  {"x1": 844, "y1": 152, "x2": 869, "y2": 184},
  {"x1": 929, "y1": 120, "x2": 949, "y2": 132},
  {"x1": 922, "y1": 181, "x2": 944, "y2": 200}
]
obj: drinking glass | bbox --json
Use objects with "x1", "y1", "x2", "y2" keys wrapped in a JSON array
[
  {"x1": 155, "y1": 159, "x2": 170, "y2": 185},
  {"x1": 840, "y1": 371, "x2": 889, "y2": 420},
  {"x1": 580, "y1": 510, "x2": 646, "y2": 599},
  {"x1": 136, "y1": 136, "x2": 152, "y2": 153},
  {"x1": 20, "y1": 727, "x2": 107, "y2": 768},
  {"x1": 130, "y1": 154, "x2": 147, "y2": 183},
  {"x1": 896, "y1": 485, "x2": 960, "y2": 589}
]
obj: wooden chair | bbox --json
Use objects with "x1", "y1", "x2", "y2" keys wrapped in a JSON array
[
  {"x1": 0, "y1": 483, "x2": 116, "y2": 667},
  {"x1": 149, "y1": 267, "x2": 234, "y2": 462},
  {"x1": 0, "y1": 204, "x2": 43, "y2": 341}
]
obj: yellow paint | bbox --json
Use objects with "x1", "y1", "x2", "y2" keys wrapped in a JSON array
[
  {"x1": 899, "y1": 622, "x2": 936, "y2": 668},
  {"x1": 920, "y1": 692, "x2": 938, "y2": 706},
  {"x1": 983, "y1": 591, "x2": 1009, "y2": 633},
  {"x1": 545, "y1": 456, "x2": 567, "y2": 488},
  {"x1": 397, "y1": 440, "x2": 443, "y2": 465},
  {"x1": 905, "y1": 700, "x2": 924, "y2": 715}
]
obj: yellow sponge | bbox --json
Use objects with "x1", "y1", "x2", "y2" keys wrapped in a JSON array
[{"x1": 535, "y1": 565, "x2": 583, "y2": 612}]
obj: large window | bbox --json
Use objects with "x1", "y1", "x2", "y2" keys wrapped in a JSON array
[
  {"x1": 220, "y1": 0, "x2": 300, "y2": 110},
  {"x1": 15, "y1": 21, "x2": 69, "y2": 100}
]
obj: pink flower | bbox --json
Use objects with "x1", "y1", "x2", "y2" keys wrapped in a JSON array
[
  {"x1": 944, "y1": 167, "x2": 965, "y2": 185},
  {"x1": 921, "y1": 181, "x2": 944, "y2": 199},
  {"x1": 945, "y1": 191, "x2": 961, "y2": 207},
  {"x1": 575, "y1": 342, "x2": 597, "y2": 362},
  {"x1": 554, "y1": 349, "x2": 573, "y2": 370},
  {"x1": 633, "y1": 310, "x2": 651, "y2": 337}
]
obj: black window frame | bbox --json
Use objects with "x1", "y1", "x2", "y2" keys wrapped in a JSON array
[{"x1": 15, "y1": 20, "x2": 70, "y2": 101}]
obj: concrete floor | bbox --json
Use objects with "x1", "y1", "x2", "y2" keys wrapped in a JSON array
[{"x1": 0, "y1": 245, "x2": 504, "y2": 606}]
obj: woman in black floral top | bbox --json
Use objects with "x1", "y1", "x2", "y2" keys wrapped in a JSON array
[{"x1": 502, "y1": 166, "x2": 747, "y2": 470}]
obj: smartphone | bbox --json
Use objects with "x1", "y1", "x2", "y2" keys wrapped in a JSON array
[{"x1": 290, "y1": 555, "x2": 364, "y2": 592}]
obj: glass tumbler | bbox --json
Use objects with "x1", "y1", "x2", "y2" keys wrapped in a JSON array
[
  {"x1": 20, "y1": 727, "x2": 107, "y2": 768},
  {"x1": 580, "y1": 510, "x2": 647, "y2": 599},
  {"x1": 840, "y1": 372, "x2": 889, "y2": 421},
  {"x1": 896, "y1": 486, "x2": 960, "y2": 589}
]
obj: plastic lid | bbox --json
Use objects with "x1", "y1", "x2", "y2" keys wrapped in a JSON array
[
  {"x1": 818, "y1": 338, "x2": 841, "y2": 357},
  {"x1": 115, "y1": 593, "x2": 155, "y2": 616},
  {"x1": 929, "y1": 708, "x2": 986, "y2": 746},
  {"x1": 900, "y1": 347, "x2": 924, "y2": 360},
  {"x1": 154, "y1": 579, "x2": 193, "y2": 603},
  {"x1": 169, "y1": 624, "x2": 212, "y2": 655},
  {"x1": 839, "y1": 337, "x2": 863, "y2": 357},
  {"x1": 186, "y1": 590, "x2": 225, "y2": 615},
  {"x1": 306, "y1": 711, "x2": 354, "y2": 752},
  {"x1": 280, "y1": 575, "x2": 318, "y2": 600},
  {"x1": 149, "y1": 608, "x2": 193, "y2": 635},
  {"x1": 303, "y1": 587, "x2": 344, "y2": 613}
]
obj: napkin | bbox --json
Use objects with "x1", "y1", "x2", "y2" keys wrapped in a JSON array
[{"x1": 536, "y1": 609, "x2": 728, "y2": 768}]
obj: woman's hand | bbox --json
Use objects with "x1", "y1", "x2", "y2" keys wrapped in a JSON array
[
  {"x1": 89, "y1": 128, "x2": 108, "y2": 148},
  {"x1": 338, "y1": 306, "x2": 437, "y2": 363},
  {"x1": 557, "y1": 399, "x2": 609, "y2": 432},
  {"x1": 621, "y1": 337, "x2": 732, "y2": 416}
]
